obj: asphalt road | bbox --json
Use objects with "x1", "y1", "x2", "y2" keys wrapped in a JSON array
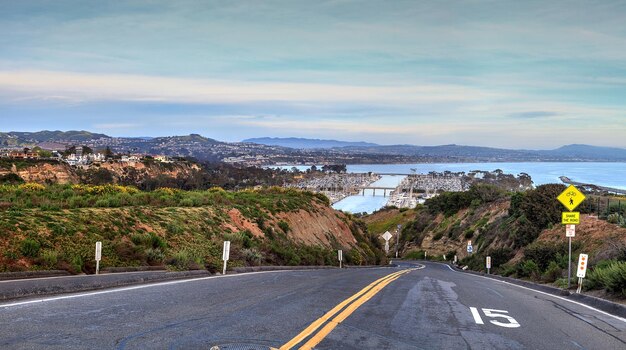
[{"x1": 0, "y1": 261, "x2": 624, "y2": 349}]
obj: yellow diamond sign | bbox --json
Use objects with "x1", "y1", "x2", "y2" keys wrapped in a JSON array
[{"x1": 557, "y1": 185, "x2": 586, "y2": 211}]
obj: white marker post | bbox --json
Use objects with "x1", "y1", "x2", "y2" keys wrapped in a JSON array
[
  {"x1": 337, "y1": 249, "x2": 343, "y2": 268},
  {"x1": 454, "y1": 255, "x2": 458, "y2": 264},
  {"x1": 222, "y1": 241, "x2": 231, "y2": 275},
  {"x1": 467, "y1": 241, "x2": 473, "y2": 255},
  {"x1": 566, "y1": 224, "x2": 575, "y2": 288},
  {"x1": 338, "y1": 249, "x2": 343, "y2": 269},
  {"x1": 486, "y1": 256, "x2": 491, "y2": 274},
  {"x1": 95, "y1": 241, "x2": 102, "y2": 275},
  {"x1": 576, "y1": 253, "x2": 588, "y2": 293},
  {"x1": 395, "y1": 224, "x2": 401, "y2": 258}
]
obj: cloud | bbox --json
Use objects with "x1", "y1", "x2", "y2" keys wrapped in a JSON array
[
  {"x1": 0, "y1": 69, "x2": 500, "y2": 106},
  {"x1": 508, "y1": 111, "x2": 559, "y2": 119}
]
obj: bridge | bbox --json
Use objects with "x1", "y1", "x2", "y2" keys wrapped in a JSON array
[{"x1": 360, "y1": 186, "x2": 397, "y2": 197}]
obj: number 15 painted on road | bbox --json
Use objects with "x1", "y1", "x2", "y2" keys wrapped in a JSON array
[{"x1": 470, "y1": 307, "x2": 520, "y2": 328}]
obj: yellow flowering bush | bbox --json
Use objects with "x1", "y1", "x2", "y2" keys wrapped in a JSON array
[{"x1": 18, "y1": 183, "x2": 46, "y2": 191}]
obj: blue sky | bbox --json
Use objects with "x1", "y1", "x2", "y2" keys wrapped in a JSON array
[{"x1": 1, "y1": 0, "x2": 625, "y2": 148}]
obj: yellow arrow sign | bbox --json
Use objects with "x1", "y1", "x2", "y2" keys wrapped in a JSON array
[{"x1": 557, "y1": 185, "x2": 586, "y2": 211}]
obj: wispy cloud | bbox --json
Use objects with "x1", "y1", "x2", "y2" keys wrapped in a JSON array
[
  {"x1": 0, "y1": 70, "x2": 501, "y2": 105},
  {"x1": 508, "y1": 111, "x2": 559, "y2": 119}
]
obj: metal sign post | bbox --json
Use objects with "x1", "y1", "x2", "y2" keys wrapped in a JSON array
[
  {"x1": 222, "y1": 241, "x2": 231, "y2": 275},
  {"x1": 557, "y1": 185, "x2": 585, "y2": 289},
  {"x1": 566, "y1": 225, "x2": 575, "y2": 288},
  {"x1": 338, "y1": 250, "x2": 343, "y2": 269},
  {"x1": 95, "y1": 241, "x2": 102, "y2": 275},
  {"x1": 467, "y1": 241, "x2": 473, "y2": 254}
]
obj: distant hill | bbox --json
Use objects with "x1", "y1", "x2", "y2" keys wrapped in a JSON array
[
  {"x1": 243, "y1": 137, "x2": 379, "y2": 149},
  {"x1": 1, "y1": 130, "x2": 110, "y2": 145},
  {"x1": 539, "y1": 144, "x2": 626, "y2": 161}
]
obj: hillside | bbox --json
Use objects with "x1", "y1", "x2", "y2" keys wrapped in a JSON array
[
  {"x1": 1, "y1": 130, "x2": 109, "y2": 145},
  {"x1": 0, "y1": 185, "x2": 386, "y2": 273},
  {"x1": 0, "y1": 158, "x2": 202, "y2": 187},
  {"x1": 244, "y1": 137, "x2": 379, "y2": 149},
  {"x1": 364, "y1": 184, "x2": 626, "y2": 297}
]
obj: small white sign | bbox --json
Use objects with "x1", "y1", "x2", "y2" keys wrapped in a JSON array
[
  {"x1": 566, "y1": 225, "x2": 576, "y2": 238},
  {"x1": 95, "y1": 241, "x2": 102, "y2": 261},
  {"x1": 577, "y1": 254, "x2": 588, "y2": 278},
  {"x1": 222, "y1": 241, "x2": 231, "y2": 261},
  {"x1": 338, "y1": 250, "x2": 343, "y2": 261},
  {"x1": 486, "y1": 256, "x2": 491, "y2": 269},
  {"x1": 467, "y1": 241, "x2": 473, "y2": 253},
  {"x1": 381, "y1": 231, "x2": 392, "y2": 241}
]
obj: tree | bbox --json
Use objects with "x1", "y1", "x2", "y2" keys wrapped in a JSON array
[
  {"x1": 104, "y1": 147, "x2": 114, "y2": 159},
  {"x1": 82, "y1": 146, "x2": 93, "y2": 155}
]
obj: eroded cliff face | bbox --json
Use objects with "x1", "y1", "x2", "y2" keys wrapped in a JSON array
[
  {"x1": 0, "y1": 160, "x2": 201, "y2": 185},
  {"x1": 0, "y1": 162, "x2": 78, "y2": 184}
]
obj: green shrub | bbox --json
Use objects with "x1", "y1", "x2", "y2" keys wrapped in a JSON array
[
  {"x1": 169, "y1": 250, "x2": 192, "y2": 270},
  {"x1": 145, "y1": 248, "x2": 165, "y2": 264},
  {"x1": 542, "y1": 261, "x2": 563, "y2": 283},
  {"x1": 278, "y1": 220, "x2": 290, "y2": 233},
  {"x1": 586, "y1": 261, "x2": 626, "y2": 296},
  {"x1": 39, "y1": 249, "x2": 58, "y2": 268},
  {"x1": 404, "y1": 250, "x2": 425, "y2": 260},
  {"x1": 242, "y1": 248, "x2": 263, "y2": 266},
  {"x1": 519, "y1": 260, "x2": 539, "y2": 279},
  {"x1": 20, "y1": 238, "x2": 41, "y2": 258}
]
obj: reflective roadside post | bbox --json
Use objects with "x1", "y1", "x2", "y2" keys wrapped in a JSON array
[
  {"x1": 222, "y1": 241, "x2": 231, "y2": 275},
  {"x1": 395, "y1": 224, "x2": 401, "y2": 258},
  {"x1": 95, "y1": 241, "x2": 102, "y2": 275},
  {"x1": 338, "y1": 249, "x2": 343, "y2": 269},
  {"x1": 576, "y1": 253, "x2": 588, "y2": 293},
  {"x1": 486, "y1": 256, "x2": 491, "y2": 274}
]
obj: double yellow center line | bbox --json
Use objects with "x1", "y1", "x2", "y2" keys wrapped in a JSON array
[{"x1": 278, "y1": 268, "x2": 415, "y2": 350}]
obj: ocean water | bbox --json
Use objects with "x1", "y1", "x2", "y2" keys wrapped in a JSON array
[{"x1": 329, "y1": 162, "x2": 626, "y2": 213}]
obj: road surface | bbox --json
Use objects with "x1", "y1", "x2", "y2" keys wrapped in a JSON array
[{"x1": 0, "y1": 261, "x2": 624, "y2": 349}]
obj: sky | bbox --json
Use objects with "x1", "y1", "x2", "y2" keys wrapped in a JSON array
[{"x1": 1, "y1": 0, "x2": 625, "y2": 149}]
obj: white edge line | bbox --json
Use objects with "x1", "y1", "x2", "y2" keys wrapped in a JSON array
[
  {"x1": 0, "y1": 267, "x2": 396, "y2": 309},
  {"x1": 436, "y1": 262, "x2": 626, "y2": 323},
  {"x1": 0, "y1": 269, "x2": 305, "y2": 309}
]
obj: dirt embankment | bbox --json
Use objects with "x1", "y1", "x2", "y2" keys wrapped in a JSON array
[
  {"x1": 0, "y1": 160, "x2": 200, "y2": 185},
  {"x1": 0, "y1": 162, "x2": 77, "y2": 184},
  {"x1": 537, "y1": 214, "x2": 626, "y2": 261},
  {"x1": 404, "y1": 201, "x2": 510, "y2": 259}
]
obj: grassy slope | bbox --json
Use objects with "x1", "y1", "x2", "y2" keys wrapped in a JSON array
[
  {"x1": 0, "y1": 185, "x2": 386, "y2": 273},
  {"x1": 364, "y1": 185, "x2": 626, "y2": 297}
]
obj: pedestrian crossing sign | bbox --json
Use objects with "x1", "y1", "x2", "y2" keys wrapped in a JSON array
[{"x1": 557, "y1": 185, "x2": 586, "y2": 211}]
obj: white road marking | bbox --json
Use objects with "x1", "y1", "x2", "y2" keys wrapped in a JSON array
[
  {"x1": 433, "y1": 262, "x2": 626, "y2": 323},
  {"x1": 469, "y1": 306, "x2": 484, "y2": 324},
  {"x1": 0, "y1": 267, "x2": 395, "y2": 309}
]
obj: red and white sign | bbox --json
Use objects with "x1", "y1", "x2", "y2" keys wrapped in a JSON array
[
  {"x1": 577, "y1": 254, "x2": 588, "y2": 278},
  {"x1": 566, "y1": 225, "x2": 575, "y2": 238}
]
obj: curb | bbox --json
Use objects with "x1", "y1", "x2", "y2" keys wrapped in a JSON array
[
  {"x1": 0, "y1": 270, "x2": 71, "y2": 281},
  {"x1": 451, "y1": 263, "x2": 626, "y2": 319},
  {"x1": 0, "y1": 270, "x2": 211, "y2": 301}
]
